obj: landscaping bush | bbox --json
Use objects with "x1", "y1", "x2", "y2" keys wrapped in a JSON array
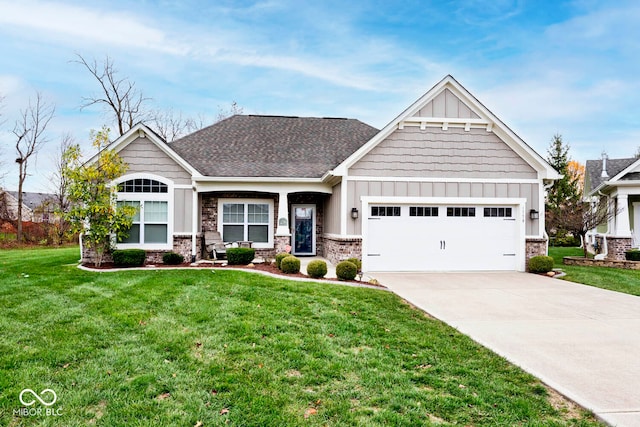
[
  {"x1": 112, "y1": 249, "x2": 146, "y2": 267},
  {"x1": 306, "y1": 260, "x2": 327, "y2": 278},
  {"x1": 227, "y1": 247, "x2": 256, "y2": 265},
  {"x1": 346, "y1": 257, "x2": 362, "y2": 271},
  {"x1": 162, "y1": 252, "x2": 184, "y2": 265},
  {"x1": 527, "y1": 255, "x2": 554, "y2": 273},
  {"x1": 336, "y1": 260, "x2": 357, "y2": 281},
  {"x1": 626, "y1": 250, "x2": 640, "y2": 261},
  {"x1": 552, "y1": 234, "x2": 581, "y2": 247},
  {"x1": 275, "y1": 252, "x2": 291, "y2": 269},
  {"x1": 280, "y1": 256, "x2": 300, "y2": 274}
]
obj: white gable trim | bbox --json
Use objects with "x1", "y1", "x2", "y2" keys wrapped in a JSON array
[
  {"x1": 606, "y1": 158, "x2": 640, "y2": 184},
  {"x1": 333, "y1": 75, "x2": 561, "y2": 180},
  {"x1": 86, "y1": 123, "x2": 202, "y2": 178}
]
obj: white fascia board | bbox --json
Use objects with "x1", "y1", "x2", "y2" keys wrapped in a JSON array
[
  {"x1": 348, "y1": 176, "x2": 540, "y2": 184},
  {"x1": 86, "y1": 123, "x2": 202, "y2": 178},
  {"x1": 194, "y1": 180, "x2": 332, "y2": 194},
  {"x1": 195, "y1": 176, "x2": 324, "y2": 183},
  {"x1": 605, "y1": 180, "x2": 640, "y2": 188}
]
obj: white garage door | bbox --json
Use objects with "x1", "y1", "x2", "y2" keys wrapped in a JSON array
[{"x1": 365, "y1": 204, "x2": 520, "y2": 272}]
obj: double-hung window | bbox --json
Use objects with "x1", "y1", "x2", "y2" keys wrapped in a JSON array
[
  {"x1": 219, "y1": 199, "x2": 273, "y2": 248},
  {"x1": 116, "y1": 176, "x2": 172, "y2": 249}
]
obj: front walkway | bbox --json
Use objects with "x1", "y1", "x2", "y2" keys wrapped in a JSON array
[{"x1": 371, "y1": 272, "x2": 640, "y2": 427}]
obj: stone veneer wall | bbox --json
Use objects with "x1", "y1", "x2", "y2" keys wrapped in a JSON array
[
  {"x1": 82, "y1": 234, "x2": 201, "y2": 265},
  {"x1": 525, "y1": 238, "x2": 547, "y2": 269},
  {"x1": 323, "y1": 235, "x2": 362, "y2": 265},
  {"x1": 564, "y1": 256, "x2": 640, "y2": 269},
  {"x1": 605, "y1": 237, "x2": 632, "y2": 261}
]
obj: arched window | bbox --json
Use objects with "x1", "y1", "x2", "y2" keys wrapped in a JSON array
[{"x1": 115, "y1": 175, "x2": 173, "y2": 249}]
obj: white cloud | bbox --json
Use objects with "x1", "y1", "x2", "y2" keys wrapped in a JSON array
[{"x1": 0, "y1": 0, "x2": 187, "y2": 54}]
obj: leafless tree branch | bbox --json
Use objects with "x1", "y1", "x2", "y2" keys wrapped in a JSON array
[
  {"x1": 12, "y1": 92, "x2": 55, "y2": 242},
  {"x1": 74, "y1": 54, "x2": 151, "y2": 136}
]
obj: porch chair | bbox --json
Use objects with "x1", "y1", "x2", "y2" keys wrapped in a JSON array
[{"x1": 204, "y1": 231, "x2": 232, "y2": 260}]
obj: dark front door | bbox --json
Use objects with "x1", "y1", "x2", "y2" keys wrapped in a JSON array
[{"x1": 292, "y1": 205, "x2": 315, "y2": 255}]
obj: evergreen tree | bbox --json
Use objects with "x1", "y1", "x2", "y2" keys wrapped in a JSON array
[{"x1": 545, "y1": 134, "x2": 582, "y2": 238}]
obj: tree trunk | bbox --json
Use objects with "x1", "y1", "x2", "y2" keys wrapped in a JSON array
[
  {"x1": 16, "y1": 163, "x2": 24, "y2": 243},
  {"x1": 581, "y1": 232, "x2": 588, "y2": 258}
]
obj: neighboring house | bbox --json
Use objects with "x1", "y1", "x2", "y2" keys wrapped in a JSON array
[
  {"x1": 584, "y1": 155, "x2": 640, "y2": 260},
  {"x1": 84, "y1": 75, "x2": 560, "y2": 272},
  {"x1": 0, "y1": 190, "x2": 57, "y2": 223}
]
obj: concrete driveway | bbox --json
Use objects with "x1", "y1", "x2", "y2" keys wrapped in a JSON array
[{"x1": 372, "y1": 272, "x2": 640, "y2": 427}]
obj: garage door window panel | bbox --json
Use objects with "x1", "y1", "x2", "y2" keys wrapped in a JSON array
[
  {"x1": 371, "y1": 206, "x2": 401, "y2": 217},
  {"x1": 447, "y1": 207, "x2": 476, "y2": 217},
  {"x1": 410, "y1": 206, "x2": 439, "y2": 217}
]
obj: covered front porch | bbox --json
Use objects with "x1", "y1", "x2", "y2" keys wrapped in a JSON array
[
  {"x1": 587, "y1": 189, "x2": 640, "y2": 260},
  {"x1": 193, "y1": 180, "x2": 332, "y2": 261}
]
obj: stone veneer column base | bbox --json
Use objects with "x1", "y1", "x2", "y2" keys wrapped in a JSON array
[
  {"x1": 323, "y1": 235, "x2": 362, "y2": 265},
  {"x1": 274, "y1": 235, "x2": 291, "y2": 255},
  {"x1": 605, "y1": 237, "x2": 632, "y2": 261},
  {"x1": 525, "y1": 238, "x2": 547, "y2": 269}
]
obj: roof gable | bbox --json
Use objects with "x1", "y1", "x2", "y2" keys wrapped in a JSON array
[
  {"x1": 585, "y1": 157, "x2": 640, "y2": 195},
  {"x1": 334, "y1": 75, "x2": 561, "y2": 180},
  {"x1": 87, "y1": 123, "x2": 200, "y2": 178}
]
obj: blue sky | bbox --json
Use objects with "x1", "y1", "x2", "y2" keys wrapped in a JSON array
[{"x1": 0, "y1": 0, "x2": 639, "y2": 192}]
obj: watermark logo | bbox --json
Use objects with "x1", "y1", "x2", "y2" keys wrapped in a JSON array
[
  {"x1": 14, "y1": 388, "x2": 62, "y2": 417},
  {"x1": 19, "y1": 389, "x2": 57, "y2": 406}
]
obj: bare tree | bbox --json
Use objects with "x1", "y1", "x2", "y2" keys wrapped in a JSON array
[
  {"x1": 150, "y1": 108, "x2": 193, "y2": 142},
  {"x1": 550, "y1": 198, "x2": 619, "y2": 258},
  {"x1": 74, "y1": 54, "x2": 150, "y2": 136},
  {"x1": 49, "y1": 133, "x2": 74, "y2": 244},
  {"x1": 13, "y1": 92, "x2": 55, "y2": 242},
  {"x1": 216, "y1": 100, "x2": 243, "y2": 122},
  {"x1": 0, "y1": 93, "x2": 7, "y2": 182}
]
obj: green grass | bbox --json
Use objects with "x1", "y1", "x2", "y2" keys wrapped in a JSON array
[
  {"x1": 0, "y1": 247, "x2": 599, "y2": 426},
  {"x1": 550, "y1": 246, "x2": 640, "y2": 296}
]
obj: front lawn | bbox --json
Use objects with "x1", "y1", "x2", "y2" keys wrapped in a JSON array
[
  {"x1": 0, "y1": 247, "x2": 598, "y2": 426},
  {"x1": 550, "y1": 246, "x2": 640, "y2": 296}
]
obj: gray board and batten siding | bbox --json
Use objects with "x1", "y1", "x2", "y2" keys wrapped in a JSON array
[
  {"x1": 346, "y1": 125, "x2": 540, "y2": 236},
  {"x1": 118, "y1": 136, "x2": 194, "y2": 233},
  {"x1": 349, "y1": 127, "x2": 537, "y2": 179}
]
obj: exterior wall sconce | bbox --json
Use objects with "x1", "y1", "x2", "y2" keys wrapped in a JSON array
[
  {"x1": 351, "y1": 208, "x2": 359, "y2": 220},
  {"x1": 529, "y1": 209, "x2": 539, "y2": 220}
]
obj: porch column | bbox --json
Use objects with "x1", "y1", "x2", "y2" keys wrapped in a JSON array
[
  {"x1": 615, "y1": 194, "x2": 632, "y2": 237},
  {"x1": 191, "y1": 188, "x2": 199, "y2": 261},
  {"x1": 275, "y1": 190, "x2": 291, "y2": 236}
]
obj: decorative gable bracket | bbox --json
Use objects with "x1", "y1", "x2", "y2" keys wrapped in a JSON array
[{"x1": 399, "y1": 117, "x2": 493, "y2": 132}]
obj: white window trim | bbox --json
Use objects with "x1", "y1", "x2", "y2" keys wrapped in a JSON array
[
  {"x1": 113, "y1": 173, "x2": 174, "y2": 250},
  {"x1": 218, "y1": 198, "x2": 274, "y2": 249}
]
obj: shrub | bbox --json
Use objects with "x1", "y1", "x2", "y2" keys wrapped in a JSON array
[
  {"x1": 162, "y1": 252, "x2": 184, "y2": 265},
  {"x1": 336, "y1": 260, "x2": 357, "y2": 281},
  {"x1": 553, "y1": 234, "x2": 581, "y2": 247},
  {"x1": 280, "y1": 256, "x2": 301, "y2": 274},
  {"x1": 346, "y1": 257, "x2": 362, "y2": 271},
  {"x1": 306, "y1": 260, "x2": 327, "y2": 278},
  {"x1": 275, "y1": 252, "x2": 291, "y2": 269},
  {"x1": 528, "y1": 255, "x2": 554, "y2": 273},
  {"x1": 227, "y1": 247, "x2": 256, "y2": 265},
  {"x1": 626, "y1": 250, "x2": 640, "y2": 261},
  {"x1": 112, "y1": 249, "x2": 146, "y2": 267}
]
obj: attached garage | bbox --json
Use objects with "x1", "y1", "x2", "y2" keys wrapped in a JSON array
[{"x1": 362, "y1": 198, "x2": 525, "y2": 272}]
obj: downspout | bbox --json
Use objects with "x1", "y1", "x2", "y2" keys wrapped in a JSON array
[{"x1": 595, "y1": 189, "x2": 610, "y2": 259}]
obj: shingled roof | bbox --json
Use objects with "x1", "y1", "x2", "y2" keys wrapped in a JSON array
[
  {"x1": 585, "y1": 157, "x2": 637, "y2": 194},
  {"x1": 170, "y1": 115, "x2": 379, "y2": 178}
]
